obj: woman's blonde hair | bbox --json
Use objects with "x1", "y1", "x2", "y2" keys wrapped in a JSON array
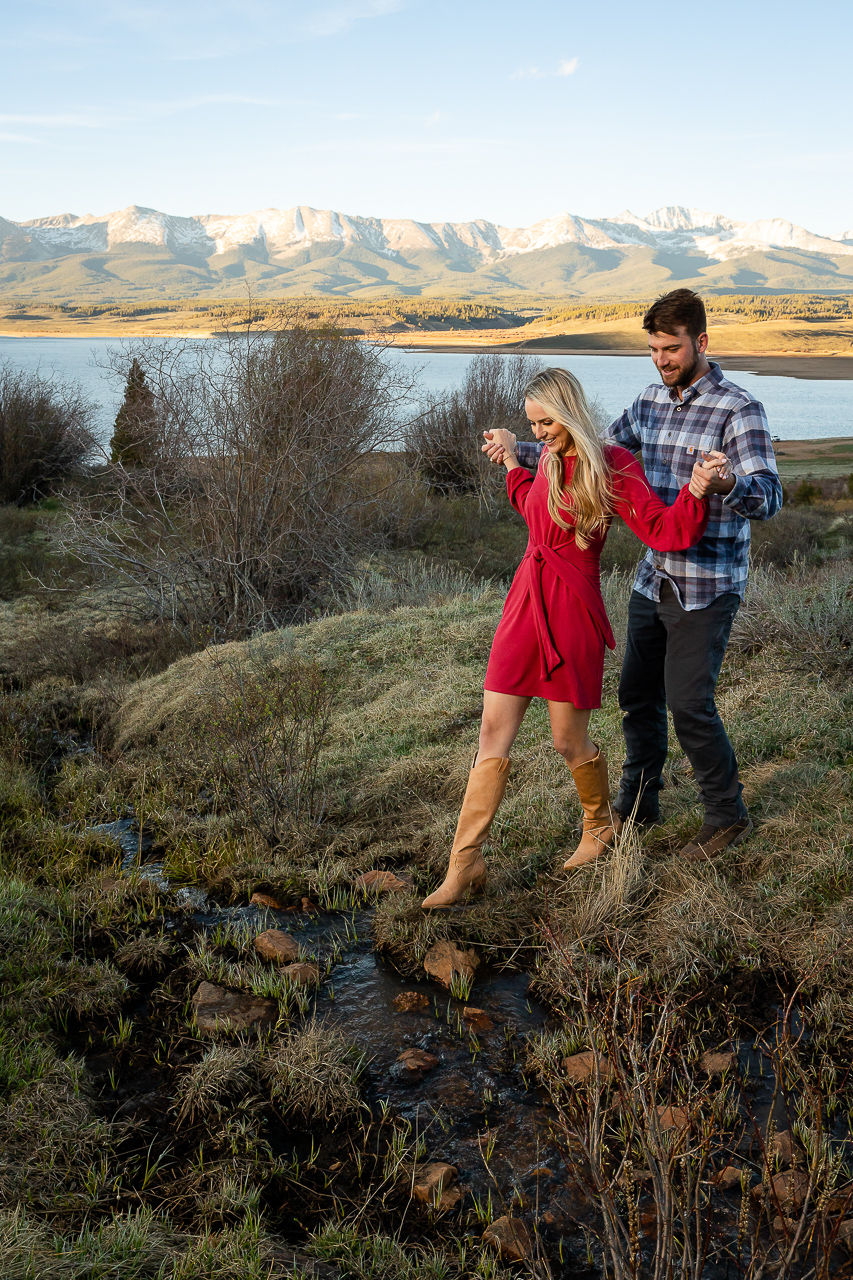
[{"x1": 523, "y1": 367, "x2": 614, "y2": 548}]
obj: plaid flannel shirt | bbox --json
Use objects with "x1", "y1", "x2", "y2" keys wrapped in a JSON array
[{"x1": 515, "y1": 362, "x2": 783, "y2": 610}]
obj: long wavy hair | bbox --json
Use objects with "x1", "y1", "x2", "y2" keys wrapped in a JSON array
[{"x1": 523, "y1": 367, "x2": 615, "y2": 548}]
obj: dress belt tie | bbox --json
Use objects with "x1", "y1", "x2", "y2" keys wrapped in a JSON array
[{"x1": 524, "y1": 543, "x2": 616, "y2": 682}]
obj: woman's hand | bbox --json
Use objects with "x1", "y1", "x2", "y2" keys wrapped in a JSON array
[
  {"x1": 689, "y1": 457, "x2": 719, "y2": 498},
  {"x1": 482, "y1": 429, "x2": 520, "y2": 470}
]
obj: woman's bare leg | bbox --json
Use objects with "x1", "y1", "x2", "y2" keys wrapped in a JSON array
[
  {"x1": 546, "y1": 701, "x2": 595, "y2": 766},
  {"x1": 477, "y1": 690, "x2": 532, "y2": 762}
]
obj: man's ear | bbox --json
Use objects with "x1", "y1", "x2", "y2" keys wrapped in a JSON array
[{"x1": 697, "y1": 332, "x2": 709, "y2": 355}]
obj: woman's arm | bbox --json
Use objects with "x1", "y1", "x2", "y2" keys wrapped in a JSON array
[{"x1": 611, "y1": 446, "x2": 710, "y2": 551}]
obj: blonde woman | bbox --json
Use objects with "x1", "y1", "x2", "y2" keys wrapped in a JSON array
[{"x1": 422, "y1": 367, "x2": 721, "y2": 909}]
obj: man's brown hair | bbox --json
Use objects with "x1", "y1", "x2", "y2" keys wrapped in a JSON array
[{"x1": 642, "y1": 288, "x2": 707, "y2": 339}]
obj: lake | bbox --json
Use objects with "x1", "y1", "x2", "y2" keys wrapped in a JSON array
[{"x1": 1, "y1": 336, "x2": 852, "y2": 445}]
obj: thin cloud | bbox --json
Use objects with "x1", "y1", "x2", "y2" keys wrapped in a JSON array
[
  {"x1": 300, "y1": 0, "x2": 406, "y2": 38},
  {"x1": 511, "y1": 57, "x2": 579, "y2": 80}
]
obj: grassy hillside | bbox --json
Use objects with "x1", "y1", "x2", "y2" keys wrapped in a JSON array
[{"x1": 4, "y1": 236, "x2": 853, "y2": 303}]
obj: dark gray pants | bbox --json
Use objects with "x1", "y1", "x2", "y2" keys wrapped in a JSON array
[{"x1": 613, "y1": 583, "x2": 747, "y2": 827}]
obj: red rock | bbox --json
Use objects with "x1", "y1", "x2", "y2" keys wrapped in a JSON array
[
  {"x1": 394, "y1": 991, "x2": 430, "y2": 1013},
  {"x1": 254, "y1": 929, "x2": 300, "y2": 964},
  {"x1": 250, "y1": 891, "x2": 284, "y2": 910},
  {"x1": 462, "y1": 1007, "x2": 494, "y2": 1032},
  {"x1": 714, "y1": 1164, "x2": 743, "y2": 1190},
  {"x1": 837, "y1": 1219, "x2": 853, "y2": 1247},
  {"x1": 656, "y1": 1105, "x2": 691, "y2": 1134},
  {"x1": 191, "y1": 981, "x2": 277, "y2": 1034},
  {"x1": 771, "y1": 1129, "x2": 794, "y2": 1165},
  {"x1": 356, "y1": 869, "x2": 411, "y2": 894},
  {"x1": 423, "y1": 940, "x2": 479, "y2": 988},
  {"x1": 301, "y1": 897, "x2": 319, "y2": 913},
  {"x1": 411, "y1": 1162, "x2": 457, "y2": 1205},
  {"x1": 562, "y1": 1049, "x2": 612, "y2": 1082},
  {"x1": 699, "y1": 1048, "x2": 735, "y2": 1075},
  {"x1": 280, "y1": 962, "x2": 320, "y2": 987},
  {"x1": 768, "y1": 1169, "x2": 810, "y2": 1210},
  {"x1": 482, "y1": 1216, "x2": 532, "y2": 1261},
  {"x1": 397, "y1": 1048, "x2": 439, "y2": 1073}
]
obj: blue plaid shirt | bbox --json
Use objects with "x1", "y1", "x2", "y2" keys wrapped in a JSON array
[{"x1": 515, "y1": 362, "x2": 783, "y2": 610}]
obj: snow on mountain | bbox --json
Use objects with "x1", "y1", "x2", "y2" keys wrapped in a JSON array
[{"x1": 6, "y1": 203, "x2": 853, "y2": 263}]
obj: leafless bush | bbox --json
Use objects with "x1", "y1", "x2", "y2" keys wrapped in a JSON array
[
  {"x1": 536, "y1": 949, "x2": 853, "y2": 1280},
  {"x1": 58, "y1": 322, "x2": 420, "y2": 639},
  {"x1": 404, "y1": 353, "x2": 543, "y2": 502},
  {"x1": 200, "y1": 651, "x2": 335, "y2": 846},
  {"x1": 0, "y1": 364, "x2": 96, "y2": 505}
]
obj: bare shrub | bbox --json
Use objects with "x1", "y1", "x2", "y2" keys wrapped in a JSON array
[
  {"x1": 404, "y1": 353, "x2": 542, "y2": 500},
  {"x1": 200, "y1": 651, "x2": 335, "y2": 846},
  {"x1": 60, "y1": 322, "x2": 420, "y2": 639},
  {"x1": 537, "y1": 955, "x2": 853, "y2": 1280},
  {"x1": 733, "y1": 563, "x2": 853, "y2": 669},
  {"x1": 4, "y1": 613, "x2": 195, "y2": 687},
  {"x1": 0, "y1": 365, "x2": 96, "y2": 505}
]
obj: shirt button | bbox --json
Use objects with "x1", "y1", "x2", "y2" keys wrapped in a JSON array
[{"x1": 675, "y1": 406, "x2": 682, "y2": 412}]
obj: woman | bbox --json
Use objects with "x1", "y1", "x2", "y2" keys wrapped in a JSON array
[{"x1": 422, "y1": 366, "x2": 721, "y2": 909}]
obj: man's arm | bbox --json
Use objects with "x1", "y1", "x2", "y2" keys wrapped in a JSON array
[
  {"x1": 720, "y1": 401, "x2": 783, "y2": 521},
  {"x1": 604, "y1": 401, "x2": 643, "y2": 453},
  {"x1": 515, "y1": 440, "x2": 544, "y2": 470}
]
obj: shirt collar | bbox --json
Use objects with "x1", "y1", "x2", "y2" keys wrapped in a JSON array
[{"x1": 666, "y1": 360, "x2": 723, "y2": 404}]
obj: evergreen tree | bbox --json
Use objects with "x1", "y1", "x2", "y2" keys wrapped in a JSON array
[{"x1": 110, "y1": 359, "x2": 158, "y2": 466}]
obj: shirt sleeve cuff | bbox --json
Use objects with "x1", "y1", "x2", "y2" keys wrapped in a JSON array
[{"x1": 722, "y1": 474, "x2": 749, "y2": 507}]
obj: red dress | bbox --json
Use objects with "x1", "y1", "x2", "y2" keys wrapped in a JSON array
[{"x1": 484, "y1": 444, "x2": 710, "y2": 709}]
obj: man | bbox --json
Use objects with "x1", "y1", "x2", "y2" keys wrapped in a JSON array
[{"x1": 483, "y1": 289, "x2": 782, "y2": 859}]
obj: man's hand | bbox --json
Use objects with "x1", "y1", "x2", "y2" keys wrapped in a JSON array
[
  {"x1": 482, "y1": 429, "x2": 518, "y2": 466},
  {"x1": 689, "y1": 451, "x2": 735, "y2": 498}
]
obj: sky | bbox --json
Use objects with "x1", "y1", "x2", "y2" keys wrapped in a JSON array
[{"x1": 1, "y1": 0, "x2": 851, "y2": 234}]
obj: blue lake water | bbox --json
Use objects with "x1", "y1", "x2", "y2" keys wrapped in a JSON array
[{"x1": 1, "y1": 336, "x2": 851, "y2": 445}]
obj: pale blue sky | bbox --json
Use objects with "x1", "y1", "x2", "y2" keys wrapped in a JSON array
[{"x1": 2, "y1": 0, "x2": 850, "y2": 233}]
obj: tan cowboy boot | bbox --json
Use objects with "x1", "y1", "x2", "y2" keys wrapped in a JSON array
[
  {"x1": 421, "y1": 756, "x2": 511, "y2": 908},
  {"x1": 563, "y1": 747, "x2": 615, "y2": 869}
]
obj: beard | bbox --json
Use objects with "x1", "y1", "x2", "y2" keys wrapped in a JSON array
[{"x1": 660, "y1": 341, "x2": 701, "y2": 388}]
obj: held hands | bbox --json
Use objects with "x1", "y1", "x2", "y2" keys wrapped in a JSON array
[
  {"x1": 688, "y1": 450, "x2": 735, "y2": 499},
  {"x1": 482, "y1": 429, "x2": 520, "y2": 470}
]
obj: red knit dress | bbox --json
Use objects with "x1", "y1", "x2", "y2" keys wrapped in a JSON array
[{"x1": 484, "y1": 444, "x2": 710, "y2": 709}]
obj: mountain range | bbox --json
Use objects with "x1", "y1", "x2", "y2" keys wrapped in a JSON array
[{"x1": 2, "y1": 203, "x2": 853, "y2": 301}]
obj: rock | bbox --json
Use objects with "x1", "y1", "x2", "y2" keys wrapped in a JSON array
[
  {"x1": 529, "y1": 1167, "x2": 554, "y2": 1180},
  {"x1": 301, "y1": 897, "x2": 319, "y2": 913},
  {"x1": 192, "y1": 981, "x2": 278, "y2": 1034},
  {"x1": 562, "y1": 1049, "x2": 612, "y2": 1082},
  {"x1": 699, "y1": 1048, "x2": 735, "y2": 1075},
  {"x1": 254, "y1": 929, "x2": 300, "y2": 964},
  {"x1": 356, "y1": 869, "x2": 411, "y2": 894},
  {"x1": 482, "y1": 1216, "x2": 532, "y2": 1262},
  {"x1": 250, "y1": 891, "x2": 284, "y2": 910},
  {"x1": 394, "y1": 991, "x2": 430, "y2": 1013},
  {"x1": 714, "y1": 1164, "x2": 743, "y2": 1191},
  {"x1": 771, "y1": 1129, "x2": 794, "y2": 1165},
  {"x1": 396, "y1": 1048, "x2": 439, "y2": 1075},
  {"x1": 411, "y1": 1162, "x2": 457, "y2": 1206},
  {"x1": 768, "y1": 1169, "x2": 811, "y2": 1210},
  {"x1": 462, "y1": 1006, "x2": 494, "y2": 1032},
  {"x1": 423, "y1": 940, "x2": 479, "y2": 988},
  {"x1": 434, "y1": 1184, "x2": 464, "y2": 1210},
  {"x1": 656, "y1": 1105, "x2": 691, "y2": 1135},
  {"x1": 280, "y1": 962, "x2": 320, "y2": 987},
  {"x1": 837, "y1": 1219, "x2": 853, "y2": 1247}
]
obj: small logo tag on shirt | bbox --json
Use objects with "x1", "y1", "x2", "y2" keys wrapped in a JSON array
[{"x1": 686, "y1": 445, "x2": 696, "y2": 455}]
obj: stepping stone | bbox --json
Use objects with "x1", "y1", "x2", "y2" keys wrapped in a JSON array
[
  {"x1": 699, "y1": 1048, "x2": 735, "y2": 1075},
  {"x1": 462, "y1": 1007, "x2": 494, "y2": 1032},
  {"x1": 482, "y1": 1216, "x2": 532, "y2": 1261},
  {"x1": 396, "y1": 1047, "x2": 439, "y2": 1076},
  {"x1": 562, "y1": 1049, "x2": 612, "y2": 1082},
  {"x1": 356, "y1": 869, "x2": 411, "y2": 893},
  {"x1": 250, "y1": 891, "x2": 284, "y2": 910},
  {"x1": 423, "y1": 940, "x2": 479, "y2": 988},
  {"x1": 394, "y1": 991, "x2": 430, "y2": 1013},
  {"x1": 411, "y1": 1161, "x2": 457, "y2": 1207},
  {"x1": 191, "y1": 981, "x2": 277, "y2": 1034},
  {"x1": 254, "y1": 929, "x2": 300, "y2": 964},
  {"x1": 280, "y1": 962, "x2": 320, "y2": 987}
]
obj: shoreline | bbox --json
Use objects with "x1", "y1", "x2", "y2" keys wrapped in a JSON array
[
  {"x1": 2, "y1": 330, "x2": 853, "y2": 381},
  {"x1": 398, "y1": 345, "x2": 853, "y2": 381}
]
